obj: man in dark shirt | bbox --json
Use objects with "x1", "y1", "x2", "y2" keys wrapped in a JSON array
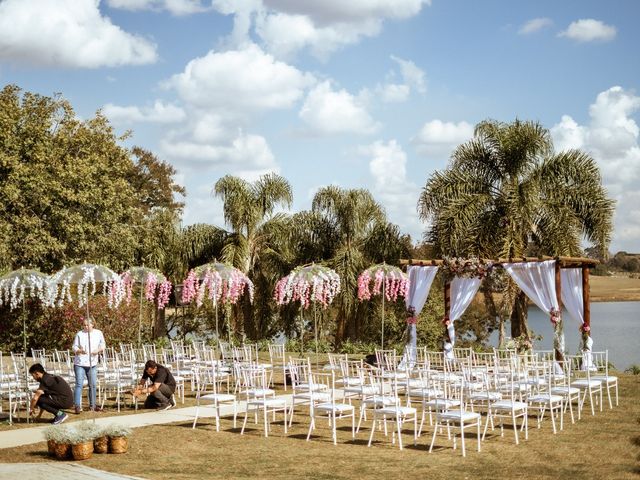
[
  {"x1": 29, "y1": 363, "x2": 73, "y2": 424},
  {"x1": 133, "y1": 360, "x2": 177, "y2": 410}
]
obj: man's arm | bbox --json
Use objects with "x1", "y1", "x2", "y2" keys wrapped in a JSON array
[
  {"x1": 29, "y1": 389, "x2": 43, "y2": 414},
  {"x1": 73, "y1": 333, "x2": 85, "y2": 355}
]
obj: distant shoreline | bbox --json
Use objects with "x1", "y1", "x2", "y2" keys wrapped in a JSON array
[{"x1": 587, "y1": 275, "x2": 640, "y2": 302}]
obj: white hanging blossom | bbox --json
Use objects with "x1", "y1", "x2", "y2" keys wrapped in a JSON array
[
  {"x1": 50, "y1": 264, "x2": 122, "y2": 308},
  {"x1": 0, "y1": 270, "x2": 53, "y2": 310}
]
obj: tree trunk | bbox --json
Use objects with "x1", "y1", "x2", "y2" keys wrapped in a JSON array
[
  {"x1": 510, "y1": 290, "x2": 529, "y2": 339},
  {"x1": 154, "y1": 307, "x2": 166, "y2": 339},
  {"x1": 334, "y1": 311, "x2": 347, "y2": 347}
]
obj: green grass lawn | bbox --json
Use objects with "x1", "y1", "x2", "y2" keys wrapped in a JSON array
[{"x1": 1, "y1": 372, "x2": 638, "y2": 479}]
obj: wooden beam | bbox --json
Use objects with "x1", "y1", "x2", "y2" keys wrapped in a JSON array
[{"x1": 400, "y1": 258, "x2": 445, "y2": 266}]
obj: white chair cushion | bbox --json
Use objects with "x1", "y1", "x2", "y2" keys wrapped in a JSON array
[
  {"x1": 491, "y1": 400, "x2": 528, "y2": 411},
  {"x1": 201, "y1": 393, "x2": 235, "y2": 402},
  {"x1": 315, "y1": 402, "x2": 354, "y2": 413},
  {"x1": 378, "y1": 406, "x2": 417, "y2": 416},
  {"x1": 571, "y1": 380, "x2": 601, "y2": 388},
  {"x1": 437, "y1": 410, "x2": 481, "y2": 422}
]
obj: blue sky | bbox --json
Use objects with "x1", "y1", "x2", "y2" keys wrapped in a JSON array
[{"x1": 1, "y1": 0, "x2": 639, "y2": 253}]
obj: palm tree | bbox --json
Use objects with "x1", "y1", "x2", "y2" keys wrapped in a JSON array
[
  {"x1": 418, "y1": 119, "x2": 615, "y2": 339},
  {"x1": 312, "y1": 186, "x2": 400, "y2": 344},
  {"x1": 214, "y1": 173, "x2": 293, "y2": 339}
]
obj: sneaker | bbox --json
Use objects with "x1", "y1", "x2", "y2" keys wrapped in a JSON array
[
  {"x1": 90, "y1": 405, "x2": 103, "y2": 412},
  {"x1": 52, "y1": 412, "x2": 69, "y2": 425},
  {"x1": 158, "y1": 403, "x2": 173, "y2": 411},
  {"x1": 170, "y1": 396, "x2": 176, "y2": 407},
  {"x1": 74, "y1": 406, "x2": 83, "y2": 414}
]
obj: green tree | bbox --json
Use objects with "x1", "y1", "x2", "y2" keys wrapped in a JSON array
[
  {"x1": 0, "y1": 85, "x2": 185, "y2": 274},
  {"x1": 213, "y1": 173, "x2": 293, "y2": 339},
  {"x1": 418, "y1": 119, "x2": 615, "y2": 339},
  {"x1": 312, "y1": 186, "x2": 410, "y2": 345}
]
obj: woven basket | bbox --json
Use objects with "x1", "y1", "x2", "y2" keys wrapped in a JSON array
[
  {"x1": 47, "y1": 439, "x2": 57, "y2": 457},
  {"x1": 53, "y1": 442, "x2": 71, "y2": 460},
  {"x1": 94, "y1": 436, "x2": 109, "y2": 454},
  {"x1": 71, "y1": 441, "x2": 94, "y2": 461},
  {"x1": 108, "y1": 436, "x2": 128, "y2": 454}
]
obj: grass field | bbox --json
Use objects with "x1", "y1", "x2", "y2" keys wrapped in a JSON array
[
  {"x1": 590, "y1": 275, "x2": 640, "y2": 302},
  {"x1": 1, "y1": 373, "x2": 638, "y2": 479}
]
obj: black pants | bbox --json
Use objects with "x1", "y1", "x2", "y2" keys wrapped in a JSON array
[
  {"x1": 144, "y1": 384, "x2": 175, "y2": 409},
  {"x1": 37, "y1": 395, "x2": 71, "y2": 415}
]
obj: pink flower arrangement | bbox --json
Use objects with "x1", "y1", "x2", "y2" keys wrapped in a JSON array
[
  {"x1": 274, "y1": 264, "x2": 340, "y2": 310},
  {"x1": 119, "y1": 268, "x2": 173, "y2": 309},
  {"x1": 181, "y1": 263, "x2": 254, "y2": 308},
  {"x1": 580, "y1": 324, "x2": 591, "y2": 334},
  {"x1": 442, "y1": 317, "x2": 451, "y2": 327},
  {"x1": 549, "y1": 307, "x2": 561, "y2": 326},
  {"x1": 357, "y1": 264, "x2": 409, "y2": 302},
  {"x1": 442, "y1": 256, "x2": 493, "y2": 280}
]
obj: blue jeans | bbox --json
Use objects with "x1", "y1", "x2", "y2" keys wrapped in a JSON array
[{"x1": 74, "y1": 365, "x2": 98, "y2": 408}]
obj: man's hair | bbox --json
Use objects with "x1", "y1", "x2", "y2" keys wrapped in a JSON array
[
  {"x1": 144, "y1": 360, "x2": 158, "y2": 370},
  {"x1": 29, "y1": 363, "x2": 45, "y2": 374}
]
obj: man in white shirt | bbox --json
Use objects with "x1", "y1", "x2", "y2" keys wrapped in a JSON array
[{"x1": 72, "y1": 317, "x2": 106, "y2": 413}]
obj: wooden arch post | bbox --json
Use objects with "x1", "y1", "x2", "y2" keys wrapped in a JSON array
[
  {"x1": 444, "y1": 278, "x2": 451, "y2": 343},
  {"x1": 582, "y1": 265, "x2": 591, "y2": 334},
  {"x1": 554, "y1": 260, "x2": 563, "y2": 362}
]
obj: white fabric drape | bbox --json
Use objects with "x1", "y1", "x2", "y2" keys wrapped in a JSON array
[
  {"x1": 401, "y1": 265, "x2": 438, "y2": 367},
  {"x1": 560, "y1": 268, "x2": 594, "y2": 366},
  {"x1": 503, "y1": 260, "x2": 559, "y2": 313},
  {"x1": 504, "y1": 260, "x2": 564, "y2": 363},
  {"x1": 560, "y1": 268, "x2": 583, "y2": 325},
  {"x1": 444, "y1": 276, "x2": 482, "y2": 358}
]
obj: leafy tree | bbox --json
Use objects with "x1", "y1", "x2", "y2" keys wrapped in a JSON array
[
  {"x1": 418, "y1": 119, "x2": 615, "y2": 339},
  {"x1": 213, "y1": 173, "x2": 293, "y2": 339},
  {"x1": 311, "y1": 186, "x2": 411, "y2": 345},
  {"x1": 0, "y1": 85, "x2": 185, "y2": 273}
]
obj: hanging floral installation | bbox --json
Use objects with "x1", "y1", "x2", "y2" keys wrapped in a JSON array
[
  {"x1": 50, "y1": 263, "x2": 122, "y2": 308},
  {"x1": 274, "y1": 264, "x2": 341, "y2": 309},
  {"x1": 181, "y1": 262, "x2": 254, "y2": 308},
  {"x1": 579, "y1": 323, "x2": 591, "y2": 352},
  {"x1": 549, "y1": 307, "x2": 565, "y2": 356},
  {"x1": 442, "y1": 256, "x2": 493, "y2": 279},
  {"x1": 357, "y1": 263, "x2": 409, "y2": 302},
  {"x1": 120, "y1": 268, "x2": 173, "y2": 309},
  {"x1": 0, "y1": 269, "x2": 52, "y2": 310}
]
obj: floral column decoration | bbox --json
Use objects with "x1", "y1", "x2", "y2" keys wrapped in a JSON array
[
  {"x1": 357, "y1": 263, "x2": 409, "y2": 349},
  {"x1": 181, "y1": 262, "x2": 254, "y2": 342},
  {"x1": 274, "y1": 264, "x2": 341, "y2": 363}
]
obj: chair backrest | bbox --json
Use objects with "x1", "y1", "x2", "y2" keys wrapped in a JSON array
[
  {"x1": 327, "y1": 353, "x2": 347, "y2": 370},
  {"x1": 268, "y1": 344, "x2": 285, "y2": 365},
  {"x1": 375, "y1": 349, "x2": 398, "y2": 372},
  {"x1": 288, "y1": 357, "x2": 312, "y2": 389},
  {"x1": 590, "y1": 350, "x2": 609, "y2": 375}
]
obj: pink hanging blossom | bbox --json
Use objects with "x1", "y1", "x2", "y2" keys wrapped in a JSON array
[
  {"x1": 357, "y1": 264, "x2": 409, "y2": 303},
  {"x1": 181, "y1": 263, "x2": 253, "y2": 308},
  {"x1": 274, "y1": 264, "x2": 340, "y2": 310}
]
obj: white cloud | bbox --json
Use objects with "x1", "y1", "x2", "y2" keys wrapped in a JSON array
[
  {"x1": 255, "y1": 12, "x2": 380, "y2": 60},
  {"x1": 166, "y1": 44, "x2": 315, "y2": 115},
  {"x1": 107, "y1": 0, "x2": 209, "y2": 15},
  {"x1": 215, "y1": 0, "x2": 431, "y2": 60},
  {"x1": 390, "y1": 55, "x2": 426, "y2": 94},
  {"x1": 0, "y1": 0, "x2": 157, "y2": 68},
  {"x1": 358, "y1": 139, "x2": 422, "y2": 239},
  {"x1": 262, "y1": 0, "x2": 431, "y2": 24},
  {"x1": 518, "y1": 17, "x2": 553, "y2": 35},
  {"x1": 551, "y1": 86, "x2": 640, "y2": 252},
  {"x1": 559, "y1": 19, "x2": 616, "y2": 43},
  {"x1": 412, "y1": 119, "x2": 474, "y2": 158},
  {"x1": 103, "y1": 101, "x2": 186, "y2": 124},
  {"x1": 299, "y1": 80, "x2": 380, "y2": 135},
  {"x1": 161, "y1": 129, "x2": 278, "y2": 171},
  {"x1": 377, "y1": 83, "x2": 410, "y2": 103}
]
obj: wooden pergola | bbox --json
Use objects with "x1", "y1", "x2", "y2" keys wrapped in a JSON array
[{"x1": 400, "y1": 256, "x2": 599, "y2": 347}]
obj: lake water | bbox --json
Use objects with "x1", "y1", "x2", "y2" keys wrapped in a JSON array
[{"x1": 489, "y1": 301, "x2": 640, "y2": 370}]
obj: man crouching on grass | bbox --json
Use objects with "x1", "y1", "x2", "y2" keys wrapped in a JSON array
[
  {"x1": 132, "y1": 360, "x2": 177, "y2": 410},
  {"x1": 29, "y1": 363, "x2": 73, "y2": 424}
]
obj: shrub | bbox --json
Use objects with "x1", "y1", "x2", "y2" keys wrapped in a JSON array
[
  {"x1": 625, "y1": 364, "x2": 640, "y2": 375},
  {"x1": 104, "y1": 424, "x2": 132, "y2": 438}
]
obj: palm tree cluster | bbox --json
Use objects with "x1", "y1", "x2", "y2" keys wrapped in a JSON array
[{"x1": 418, "y1": 119, "x2": 614, "y2": 339}]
